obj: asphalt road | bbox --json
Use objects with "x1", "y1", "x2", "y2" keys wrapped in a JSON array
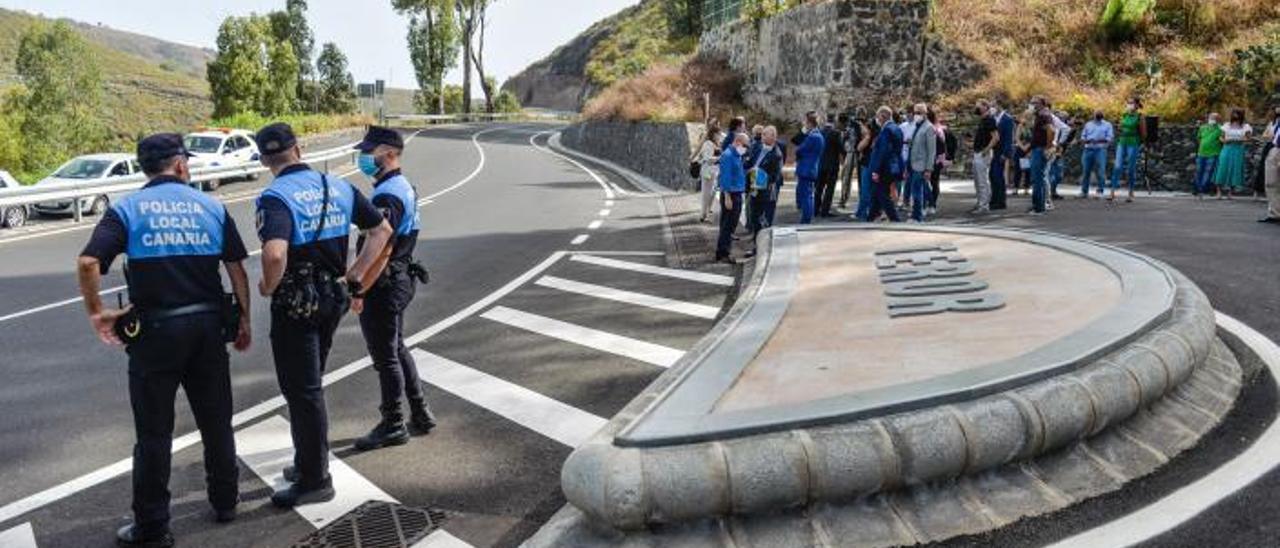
[{"x1": 0, "y1": 123, "x2": 734, "y2": 547}]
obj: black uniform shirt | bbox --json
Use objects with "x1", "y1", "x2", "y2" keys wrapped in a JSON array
[
  {"x1": 80, "y1": 176, "x2": 249, "y2": 310},
  {"x1": 357, "y1": 168, "x2": 419, "y2": 266},
  {"x1": 257, "y1": 164, "x2": 384, "y2": 276}
]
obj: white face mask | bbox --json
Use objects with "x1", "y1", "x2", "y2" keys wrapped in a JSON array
[
  {"x1": 989, "y1": 107, "x2": 998, "y2": 116},
  {"x1": 735, "y1": 145, "x2": 747, "y2": 155},
  {"x1": 913, "y1": 114, "x2": 924, "y2": 123}
]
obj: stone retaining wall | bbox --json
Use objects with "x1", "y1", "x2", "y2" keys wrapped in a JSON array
[{"x1": 559, "y1": 121, "x2": 701, "y2": 191}]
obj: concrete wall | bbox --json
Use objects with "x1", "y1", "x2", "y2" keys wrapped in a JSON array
[
  {"x1": 560, "y1": 121, "x2": 704, "y2": 191},
  {"x1": 700, "y1": 0, "x2": 986, "y2": 122}
]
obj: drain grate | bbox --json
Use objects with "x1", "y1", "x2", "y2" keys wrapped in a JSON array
[{"x1": 291, "y1": 501, "x2": 448, "y2": 548}]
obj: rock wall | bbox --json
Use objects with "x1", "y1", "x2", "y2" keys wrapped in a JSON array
[
  {"x1": 700, "y1": 0, "x2": 986, "y2": 122},
  {"x1": 560, "y1": 121, "x2": 703, "y2": 191}
]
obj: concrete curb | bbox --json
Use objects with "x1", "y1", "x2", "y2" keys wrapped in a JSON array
[
  {"x1": 556, "y1": 226, "x2": 1224, "y2": 534},
  {"x1": 546, "y1": 132, "x2": 679, "y2": 196}
]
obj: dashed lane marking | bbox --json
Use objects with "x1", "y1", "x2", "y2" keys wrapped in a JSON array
[
  {"x1": 480, "y1": 305, "x2": 683, "y2": 368},
  {"x1": 535, "y1": 275, "x2": 720, "y2": 320},
  {"x1": 412, "y1": 349, "x2": 607, "y2": 447},
  {"x1": 0, "y1": 522, "x2": 37, "y2": 548},
  {"x1": 570, "y1": 234, "x2": 589, "y2": 246},
  {"x1": 599, "y1": 209, "x2": 611, "y2": 217},
  {"x1": 587, "y1": 219, "x2": 603, "y2": 230},
  {"x1": 1045, "y1": 312, "x2": 1280, "y2": 548},
  {"x1": 570, "y1": 254, "x2": 735, "y2": 286}
]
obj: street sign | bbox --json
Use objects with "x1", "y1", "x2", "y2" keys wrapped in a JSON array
[
  {"x1": 375, "y1": 80, "x2": 386, "y2": 95},
  {"x1": 358, "y1": 83, "x2": 375, "y2": 98}
]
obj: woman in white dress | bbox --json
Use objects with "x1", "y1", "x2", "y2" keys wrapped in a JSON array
[{"x1": 698, "y1": 119, "x2": 722, "y2": 222}]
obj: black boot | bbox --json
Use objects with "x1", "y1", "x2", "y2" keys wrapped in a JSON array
[
  {"x1": 116, "y1": 524, "x2": 174, "y2": 547},
  {"x1": 354, "y1": 414, "x2": 409, "y2": 451},
  {"x1": 408, "y1": 398, "x2": 437, "y2": 436},
  {"x1": 271, "y1": 477, "x2": 335, "y2": 508}
]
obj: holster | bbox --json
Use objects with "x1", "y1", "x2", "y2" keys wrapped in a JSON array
[
  {"x1": 273, "y1": 263, "x2": 349, "y2": 325},
  {"x1": 221, "y1": 293, "x2": 240, "y2": 344}
]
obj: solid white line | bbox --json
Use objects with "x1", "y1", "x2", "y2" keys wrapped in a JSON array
[
  {"x1": 237, "y1": 416, "x2": 395, "y2": 527},
  {"x1": 0, "y1": 250, "x2": 569, "y2": 526},
  {"x1": 565, "y1": 250, "x2": 663, "y2": 256},
  {"x1": 587, "y1": 219, "x2": 603, "y2": 230},
  {"x1": 570, "y1": 254, "x2": 735, "y2": 286},
  {"x1": 570, "y1": 234, "x2": 589, "y2": 246},
  {"x1": 418, "y1": 127, "x2": 503, "y2": 205},
  {"x1": 599, "y1": 209, "x2": 611, "y2": 217},
  {"x1": 412, "y1": 529, "x2": 474, "y2": 548},
  {"x1": 0, "y1": 286, "x2": 127, "y2": 324},
  {"x1": 1046, "y1": 311, "x2": 1280, "y2": 548},
  {"x1": 528, "y1": 132, "x2": 617, "y2": 200},
  {"x1": 0, "y1": 522, "x2": 37, "y2": 548},
  {"x1": 536, "y1": 275, "x2": 719, "y2": 320},
  {"x1": 412, "y1": 349, "x2": 606, "y2": 447},
  {"x1": 480, "y1": 305, "x2": 683, "y2": 368}
]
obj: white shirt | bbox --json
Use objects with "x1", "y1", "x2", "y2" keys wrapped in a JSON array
[{"x1": 1222, "y1": 124, "x2": 1252, "y2": 142}]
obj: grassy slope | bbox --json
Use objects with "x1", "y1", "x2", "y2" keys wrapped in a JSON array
[{"x1": 0, "y1": 8, "x2": 212, "y2": 151}]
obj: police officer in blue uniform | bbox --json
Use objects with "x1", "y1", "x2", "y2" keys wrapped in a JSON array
[
  {"x1": 254, "y1": 123, "x2": 392, "y2": 508},
  {"x1": 77, "y1": 134, "x2": 253, "y2": 547},
  {"x1": 348, "y1": 127, "x2": 437, "y2": 451}
]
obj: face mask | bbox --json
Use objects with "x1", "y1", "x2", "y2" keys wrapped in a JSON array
[
  {"x1": 913, "y1": 114, "x2": 924, "y2": 123},
  {"x1": 358, "y1": 153, "x2": 380, "y2": 177},
  {"x1": 1126, "y1": 104, "x2": 1136, "y2": 112},
  {"x1": 1094, "y1": 114, "x2": 1104, "y2": 122},
  {"x1": 735, "y1": 145, "x2": 748, "y2": 156}
]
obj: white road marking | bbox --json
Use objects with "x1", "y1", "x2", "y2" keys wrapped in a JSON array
[
  {"x1": 0, "y1": 522, "x2": 38, "y2": 548},
  {"x1": 1045, "y1": 311, "x2": 1280, "y2": 548},
  {"x1": 536, "y1": 275, "x2": 719, "y2": 319},
  {"x1": 586, "y1": 219, "x2": 603, "y2": 230},
  {"x1": 605, "y1": 200, "x2": 615, "y2": 207},
  {"x1": 528, "y1": 132, "x2": 617, "y2": 200},
  {"x1": 570, "y1": 254, "x2": 734, "y2": 286},
  {"x1": 480, "y1": 305, "x2": 683, "y2": 368},
  {"x1": 237, "y1": 416, "x2": 394, "y2": 527},
  {"x1": 412, "y1": 529, "x2": 474, "y2": 548},
  {"x1": 565, "y1": 250, "x2": 663, "y2": 256},
  {"x1": 412, "y1": 349, "x2": 606, "y2": 447},
  {"x1": 418, "y1": 127, "x2": 504, "y2": 205},
  {"x1": 570, "y1": 234, "x2": 589, "y2": 246},
  {"x1": 599, "y1": 209, "x2": 611, "y2": 217},
  {"x1": 0, "y1": 249, "x2": 571, "y2": 525},
  {"x1": 0, "y1": 287, "x2": 127, "y2": 324}
]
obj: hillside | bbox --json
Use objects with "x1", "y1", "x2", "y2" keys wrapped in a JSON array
[{"x1": 0, "y1": 8, "x2": 212, "y2": 146}]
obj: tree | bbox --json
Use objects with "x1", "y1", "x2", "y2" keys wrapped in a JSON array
[
  {"x1": 1098, "y1": 0, "x2": 1156, "y2": 42},
  {"x1": 663, "y1": 0, "x2": 702, "y2": 39},
  {"x1": 262, "y1": 38, "x2": 299, "y2": 116},
  {"x1": 468, "y1": 0, "x2": 496, "y2": 113},
  {"x1": 207, "y1": 16, "x2": 272, "y2": 118},
  {"x1": 398, "y1": 0, "x2": 459, "y2": 115},
  {"x1": 269, "y1": 0, "x2": 316, "y2": 111},
  {"x1": 316, "y1": 43, "x2": 357, "y2": 114},
  {"x1": 493, "y1": 88, "x2": 521, "y2": 114},
  {"x1": 454, "y1": 0, "x2": 480, "y2": 114},
  {"x1": 15, "y1": 21, "x2": 105, "y2": 173}
]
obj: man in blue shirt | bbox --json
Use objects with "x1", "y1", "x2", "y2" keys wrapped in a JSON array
[
  {"x1": 716, "y1": 132, "x2": 749, "y2": 262},
  {"x1": 255, "y1": 123, "x2": 393, "y2": 508},
  {"x1": 78, "y1": 134, "x2": 253, "y2": 546},
  {"x1": 350, "y1": 127, "x2": 437, "y2": 451},
  {"x1": 794, "y1": 111, "x2": 825, "y2": 224},
  {"x1": 1080, "y1": 110, "x2": 1114, "y2": 198},
  {"x1": 867, "y1": 106, "x2": 904, "y2": 223}
]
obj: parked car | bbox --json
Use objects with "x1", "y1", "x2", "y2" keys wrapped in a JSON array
[
  {"x1": 0, "y1": 170, "x2": 31, "y2": 228},
  {"x1": 184, "y1": 128, "x2": 260, "y2": 191},
  {"x1": 32, "y1": 154, "x2": 139, "y2": 218}
]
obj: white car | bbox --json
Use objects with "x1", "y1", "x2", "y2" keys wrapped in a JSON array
[
  {"x1": 32, "y1": 154, "x2": 139, "y2": 218},
  {"x1": 0, "y1": 170, "x2": 31, "y2": 228},
  {"x1": 184, "y1": 129, "x2": 260, "y2": 191}
]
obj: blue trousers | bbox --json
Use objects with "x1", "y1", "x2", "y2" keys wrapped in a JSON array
[
  {"x1": 1081, "y1": 148, "x2": 1107, "y2": 196},
  {"x1": 990, "y1": 154, "x2": 1008, "y2": 209},
  {"x1": 1049, "y1": 157, "x2": 1064, "y2": 195},
  {"x1": 1111, "y1": 144, "x2": 1141, "y2": 191},
  {"x1": 909, "y1": 171, "x2": 928, "y2": 221},
  {"x1": 1031, "y1": 147, "x2": 1048, "y2": 212},
  {"x1": 796, "y1": 178, "x2": 816, "y2": 224},
  {"x1": 855, "y1": 166, "x2": 872, "y2": 221},
  {"x1": 1194, "y1": 156, "x2": 1218, "y2": 195}
]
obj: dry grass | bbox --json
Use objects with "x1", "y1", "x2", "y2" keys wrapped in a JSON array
[{"x1": 583, "y1": 53, "x2": 747, "y2": 123}]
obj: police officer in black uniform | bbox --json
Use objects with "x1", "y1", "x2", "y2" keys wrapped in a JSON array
[
  {"x1": 254, "y1": 123, "x2": 392, "y2": 508},
  {"x1": 77, "y1": 134, "x2": 252, "y2": 547},
  {"x1": 348, "y1": 127, "x2": 437, "y2": 450}
]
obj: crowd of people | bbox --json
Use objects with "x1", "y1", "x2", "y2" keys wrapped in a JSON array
[{"x1": 695, "y1": 97, "x2": 1280, "y2": 262}]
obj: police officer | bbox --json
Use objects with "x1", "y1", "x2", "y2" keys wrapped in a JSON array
[
  {"x1": 349, "y1": 127, "x2": 437, "y2": 451},
  {"x1": 77, "y1": 134, "x2": 252, "y2": 547},
  {"x1": 254, "y1": 123, "x2": 392, "y2": 508}
]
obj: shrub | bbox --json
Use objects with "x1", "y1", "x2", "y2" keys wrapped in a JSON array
[
  {"x1": 1098, "y1": 0, "x2": 1155, "y2": 43},
  {"x1": 207, "y1": 112, "x2": 373, "y2": 137}
]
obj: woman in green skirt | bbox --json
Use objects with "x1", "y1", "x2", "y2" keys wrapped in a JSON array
[{"x1": 1215, "y1": 108, "x2": 1253, "y2": 199}]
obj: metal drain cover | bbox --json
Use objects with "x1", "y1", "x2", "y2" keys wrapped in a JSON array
[{"x1": 291, "y1": 501, "x2": 448, "y2": 548}]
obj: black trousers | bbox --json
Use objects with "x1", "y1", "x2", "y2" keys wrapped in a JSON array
[
  {"x1": 747, "y1": 189, "x2": 770, "y2": 236},
  {"x1": 127, "y1": 313, "x2": 237, "y2": 535},
  {"x1": 816, "y1": 171, "x2": 838, "y2": 215},
  {"x1": 929, "y1": 167, "x2": 942, "y2": 209},
  {"x1": 990, "y1": 154, "x2": 1008, "y2": 210},
  {"x1": 358, "y1": 272, "x2": 426, "y2": 421},
  {"x1": 716, "y1": 191, "x2": 743, "y2": 259},
  {"x1": 270, "y1": 303, "x2": 343, "y2": 488},
  {"x1": 866, "y1": 176, "x2": 902, "y2": 222}
]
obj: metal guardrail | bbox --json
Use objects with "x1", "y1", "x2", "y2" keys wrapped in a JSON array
[{"x1": 384, "y1": 111, "x2": 577, "y2": 126}]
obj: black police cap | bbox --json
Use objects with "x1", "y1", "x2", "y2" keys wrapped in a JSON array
[
  {"x1": 255, "y1": 122, "x2": 298, "y2": 156},
  {"x1": 355, "y1": 126, "x2": 404, "y2": 153},
  {"x1": 136, "y1": 133, "x2": 194, "y2": 164}
]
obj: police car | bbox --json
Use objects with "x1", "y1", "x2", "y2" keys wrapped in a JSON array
[
  {"x1": 0, "y1": 170, "x2": 31, "y2": 228},
  {"x1": 184, "y1": 128, "x2": 260, "y2": 191},
  {"x1": 32, "y1": 153, "x2": 139, "y2": 218}
]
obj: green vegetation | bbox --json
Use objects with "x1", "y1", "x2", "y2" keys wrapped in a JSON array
[
  {"x1": 397, "y1": 0, "x2": 459, "y2": 114},
  {"x1": 585, "y1": 0, "x2": 696, "y2": 88},
  {"x1": 1098, "y1": 0, "x2": 1156, "y2": 42},
  {"x1": 315, "y1": 43, "x2": 357, "y2": 114},
  {"x1": 207, "y1": 111, "x2": 372, "y2": 137}
]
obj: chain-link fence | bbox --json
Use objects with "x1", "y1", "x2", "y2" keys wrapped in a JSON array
[{"x1": 702, "y1": 0, "x2": 742, "y2": 30}]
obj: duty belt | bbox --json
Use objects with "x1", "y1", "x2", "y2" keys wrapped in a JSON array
[{"x1": 144, "y1": 302, "x2": 222, "y2": 321}]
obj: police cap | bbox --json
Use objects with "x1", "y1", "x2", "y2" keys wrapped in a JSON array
[
  {"x1": 255, "y1": 123, "x2": 298, "y2": 156},
  {"x1": 136, "y1": 133, "x2": 195, "y2": 164},
  {"x1": 355, "y1": 126, "x2": 404, "y2": 153}
]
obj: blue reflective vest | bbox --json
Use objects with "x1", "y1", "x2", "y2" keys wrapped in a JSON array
[
  {"x1": 113, "y1": 182, "x2": 225, "y2": 259},
  {"x1": 372, "y1": 174, "x2": 420, "y2": 236},
  {"x1": 259, "y1": 169, "x2": 356, "y2": 245}
]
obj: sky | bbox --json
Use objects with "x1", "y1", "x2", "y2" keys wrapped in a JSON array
[{"x1": 0, "y1": 0, "x2": 639, "y2": 93}]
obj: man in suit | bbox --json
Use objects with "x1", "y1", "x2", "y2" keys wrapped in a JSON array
[
  {"x1": 907, "y1": 103, "x2": 938, "y2": 222},
  {"x1": 793, "y1": 111, "x2": 825, "y2": 224},
  {"x1": 816, "y1": 118, "x2": 844, "y2": 217},
  {"x1": 991, "y1": 98, "x2": 1016, "y2": 210},
  {"x1": 867, "y1": 106, "x2": 903, "y2": 223}
]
